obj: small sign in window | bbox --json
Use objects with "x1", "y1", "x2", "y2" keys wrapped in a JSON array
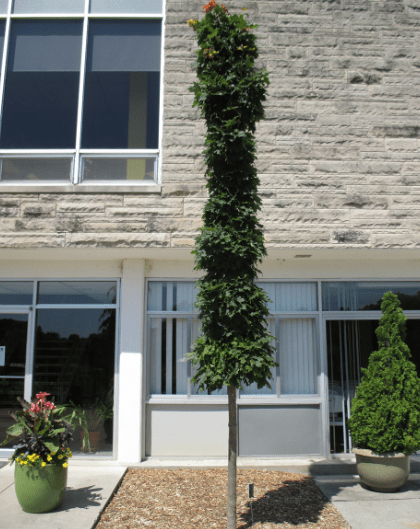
[{"x1": 0, "y1": 346, "x2": 5, "y2": 366}]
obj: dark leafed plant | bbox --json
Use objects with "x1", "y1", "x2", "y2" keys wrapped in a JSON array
[
  {"x1": 348, "y1": 292, "x2": 420, "y2": 454},
  {"x1": 2, "y1": 392, "x2": 73, "y2": 467},
  {"x1": 188, "y1": 3, "x2": 276, "y2": 527}
]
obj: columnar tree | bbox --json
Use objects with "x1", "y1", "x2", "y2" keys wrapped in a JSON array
[
  {"x1": 188, "y1": 3, "x2": 276, "y2": 528},
  {"x1": 348, "y1": 292, "x2": 420, "y2": 454}
]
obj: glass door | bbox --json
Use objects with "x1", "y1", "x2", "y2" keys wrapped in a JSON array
[
  {"x1": 0, "y1": 311, "x2": 31, "y2": 449},
  {"x1": 326, "y1": 320, "x2": 376, "y2": 454},
  {"x1": 326, "y1": 318, "x2": 420, "y2": 454}
]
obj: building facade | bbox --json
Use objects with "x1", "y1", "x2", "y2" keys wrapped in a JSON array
[{"x1": 1, "y1": 0, "x2": 420, "y2": 462}]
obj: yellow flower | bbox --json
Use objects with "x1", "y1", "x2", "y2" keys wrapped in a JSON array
[
  {"x1": 58, "y1": 454, "x2": 63, "y2": 460},
  {"x1": 242, "y1": 7, "x2": 247, "y2": 10},
  {"x1": 20, "y1": 461, "x2": 24, "y2": 466},
  {"x1": 63, "y1": 463, "x2": 68, "y2": 468},
  {"x1": 41, "y1": 462, "x2": 46, "y2": 467},
  {"x1": 23, "y1": 461, "x2": 27, "y2": 465},
  {"x1": 47, "y1": 455, "x2": 52, "y2": 461}
]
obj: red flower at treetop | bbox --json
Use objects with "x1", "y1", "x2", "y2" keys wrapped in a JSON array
[{"x1": 203, "y1": 0, "x2": 216, "y2": 13}]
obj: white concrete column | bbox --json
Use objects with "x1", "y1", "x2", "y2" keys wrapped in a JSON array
[{"x1": 117, "y1": 259, "x2": 145, "y2": 463}]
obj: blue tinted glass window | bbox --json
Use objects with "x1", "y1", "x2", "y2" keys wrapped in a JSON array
[
  {"x1": 82, "y1": 20, "x2": 161, "y2": 149},
  {"x1": 90, "y1": 0, "x2": 162, "y2": 14},
  {"x1": 13, "y1": 0, "x2": 84, "y2": 13},
  {"x1": 37, "y1": 281, "x2": 117, "y2": 304},
  {"x1": 322, "y1": 282, "x2": 420, "y2": 311},
  {"x1": 0, "y1": 282, "x2": 33, "y2": 304},
  {"x1": 0, "y1": 21, "x2": 5, "y2": 67},
  {"x1": 0, "y1": 20, "x2": 82, "y2": 149}
]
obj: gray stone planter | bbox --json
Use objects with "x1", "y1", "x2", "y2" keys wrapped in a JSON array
[{"x1": 352, "y1": 448, "x2": 410, "y2": 492}]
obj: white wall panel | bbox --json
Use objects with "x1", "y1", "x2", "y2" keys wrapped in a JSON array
[{"x1": 146, "y1": 405, "x2": 228, "y2": 457}]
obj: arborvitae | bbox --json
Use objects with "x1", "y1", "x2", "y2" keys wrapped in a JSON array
[
  {"x1": 188, "y1": 3, "x2": 276, "y2": 528},
  {"x1": 348, "y1": 291, "x2": 420, "y2": 454}
]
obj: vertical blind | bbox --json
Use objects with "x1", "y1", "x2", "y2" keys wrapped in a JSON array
[
  {"x1": 261, "y1": 282, "x2": 318, "y2": 312},
  {"x1": 148, "y1": 282, "x2": 319, "y2": 396}
]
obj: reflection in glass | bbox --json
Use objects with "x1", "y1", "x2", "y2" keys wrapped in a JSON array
[
  {"x1": 0, "y1": 157, "x2": 73, "y2": 182},
  {"x1": 0, "y1": 379, "x2": 25, "y2": 448},
  {"x1": 90, "y1": 0, "x2": 163, "y2": 14},
  {"x1": 322, "y1": 282, "x2": 420, "y2": 311},
  {"x1": 0, "y1": 20, "x2": 82, "y2": 149},
  {"x1": 33, "y1": 309, "x2": 116, "y2": 454},
  {"x1": 0, "y1": 314, "x2": 28, "y2": 377},
  {"x1": 82, "y1": 157, "x2": 155, "y2": 182},
  {"x1": 0, "y1": 282, "x2": 33, "y2": 305},
  {"x1": 0, "y1": 21, "x2": 5, "y2": 66},
  {"x1": 82, "y1": 20, "x2": 161, "y2": 149},
  {"x1": 37, "y1": 281, "x2": 117, "y2": 305},
  {"x1": 0, "y1": 314, "x2": 27, "y2": 449},
  {"x1": 13, "y1": 0, "x2": 84, "y2": 13}
]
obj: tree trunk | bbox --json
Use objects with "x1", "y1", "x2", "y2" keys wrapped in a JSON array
[{"x1": 227, "y1": 385, "x2": 237, "y2": 529}]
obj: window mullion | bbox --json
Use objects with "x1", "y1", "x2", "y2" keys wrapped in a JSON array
[{"x1": 73, "y1": 9, "x2": 89, "y2": 184}]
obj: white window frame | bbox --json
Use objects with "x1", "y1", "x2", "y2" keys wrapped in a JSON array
[
  {"x1": 145, "y1": 279, "x2": 323, "y2": 405},
  {"x1": 0, "y1": 0, "x2": 165, "y2": 187}
]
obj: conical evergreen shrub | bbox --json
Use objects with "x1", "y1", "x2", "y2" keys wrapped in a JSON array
[{"x1": 348, "y1": 291, "x2": 420, "y2": 454}]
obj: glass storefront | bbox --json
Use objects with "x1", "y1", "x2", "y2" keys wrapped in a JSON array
[{"x1": 0, "y1": 280, "x2": 117, "y2": 456}]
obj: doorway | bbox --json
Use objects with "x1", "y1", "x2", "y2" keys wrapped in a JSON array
[
  {"x1": 0, "y1": 311, "x2": 32, "y2": 448},
  {"x1": 326, "y1": 318, "x2": 420, "y2": 454}
]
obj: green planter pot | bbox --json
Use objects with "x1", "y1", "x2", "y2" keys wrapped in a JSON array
[
  {"x1": 14, "y1": 463, "x2": 68, "y2": 513},
  {"x1": 353, "y1": 448, "x2": 410, "y2": 492}
]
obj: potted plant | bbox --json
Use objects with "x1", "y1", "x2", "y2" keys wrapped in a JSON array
[
  {"x1": 57, "y1": 395, "x2": 113, "y2": 452},
  {"x1": 348, "y1": 291, "x2": 420, "y2": 492},
  {"x1": 1, "y1": 392, "x2": 73, "y2": 513}
]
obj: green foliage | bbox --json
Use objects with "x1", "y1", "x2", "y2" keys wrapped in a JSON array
[
  {"x1": 348, "y1": 292, "x2": 420, "y2": 454},
  {"x1": 2, "y1": 394, "x2": 73, "y2": 466},
  {"x1": 188, "y1": 3, "x2": 277, "y2": 392},
  {"x1": 56, "y1": 394, "x2": 113, "y2": 452}
]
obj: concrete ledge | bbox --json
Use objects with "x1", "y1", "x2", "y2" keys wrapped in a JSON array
[{"x1": 0, "y1": 184, "x2": 161, "y2": 194}]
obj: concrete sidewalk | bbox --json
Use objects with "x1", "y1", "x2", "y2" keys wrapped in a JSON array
[
  {"x1": 1, "y1": 456, "x2": 420, "y2": 529},
  {"x1": 0, "y1": 460, "x2": 126, "y2": 529},
  {"x1": 315, "y1": 473, "x2": 420, "y2": 529}
]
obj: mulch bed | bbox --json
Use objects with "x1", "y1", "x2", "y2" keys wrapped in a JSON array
[{"x1": 95, "y1": 468, "x2": 351, "y2": 529}]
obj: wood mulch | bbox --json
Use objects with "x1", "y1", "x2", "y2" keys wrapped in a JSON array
[{"x1": 95, "y1": 468, "x2": 351, "y2": 529}]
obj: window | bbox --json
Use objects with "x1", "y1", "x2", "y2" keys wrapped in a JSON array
[
  {"x1": 0, "y1": 279, "x2": 118, "y2": 455},
  {"x1": 0, "y1": 0, "x2": 163, "y2": 185},
  {"x1": 322, "y1": 281, "x2": 420, "y2": 311},
  {"x1": 147, "y1": 281, "x2": 320, "y2": 398}
]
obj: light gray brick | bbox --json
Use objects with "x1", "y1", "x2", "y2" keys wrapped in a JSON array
[{"x1": 66, "y1": 233, "x2": 170, "y2": 248}]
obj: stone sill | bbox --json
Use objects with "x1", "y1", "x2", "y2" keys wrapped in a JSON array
[{"x1": 0, "y1": 184, "x2": 162, "y2": 194}]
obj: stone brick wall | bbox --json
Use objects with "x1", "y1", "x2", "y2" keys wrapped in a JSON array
[{"x1": 1, "y1": 0, "x2": 420, "y2": 250}]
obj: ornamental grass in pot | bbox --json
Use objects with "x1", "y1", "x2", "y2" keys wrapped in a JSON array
[
  {"x1": 348, "y1": 292, "x2": 420, "y2": 492},
  {"x1": 1, "y1": 392, "x2": 73, "y2": 513}
]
